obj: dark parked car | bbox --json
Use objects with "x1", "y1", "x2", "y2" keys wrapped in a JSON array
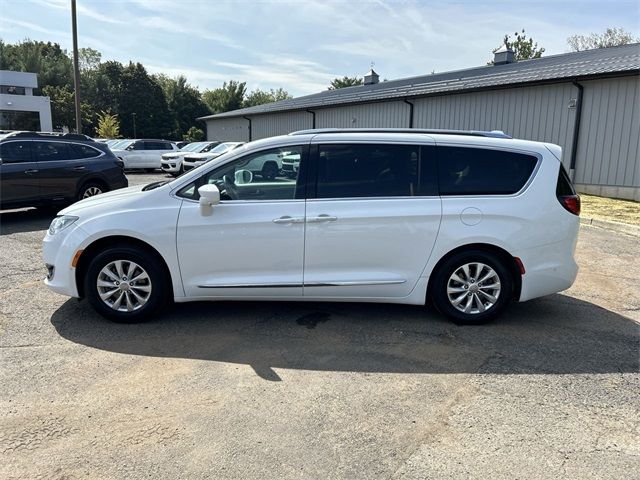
[{"x1": 0, "y1": 131, "x2": 128, "y2": 210}]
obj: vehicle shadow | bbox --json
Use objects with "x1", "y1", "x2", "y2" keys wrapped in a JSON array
[
  {"x1": 51, "y1": 294, "x2": 639, "y2": 381},
  {"x1": 0, "y1": 208, "x2": 55, "y2": 235}
]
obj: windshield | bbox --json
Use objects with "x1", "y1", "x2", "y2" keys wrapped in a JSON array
[
  {"x1": 111, "y1": 140, "x2": 133, "y2": 150},
  {"x1": 211, "y1": 143, "x2": 233, "y2": 154},
  {"x1": 180, "y1": 142, "x2": 207, "y2": 152}
]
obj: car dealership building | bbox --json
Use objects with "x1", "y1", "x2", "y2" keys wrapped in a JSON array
[{"x1": 200, "y1": 43, "x2": 640, "y2": 200}]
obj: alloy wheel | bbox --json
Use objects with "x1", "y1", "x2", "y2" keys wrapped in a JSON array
[
  {"x1": 96, "y1": 260, "x2": 152, "y2": 312},
  {"x1": 447, "y1": 262, "x2": 501, "y2": 314}
]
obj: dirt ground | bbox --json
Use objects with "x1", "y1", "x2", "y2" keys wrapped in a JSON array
[{"x1": 1, "y1": 172, "x2": 638, "y2": 479}]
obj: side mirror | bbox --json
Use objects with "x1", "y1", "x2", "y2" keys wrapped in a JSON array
[
  {"x1": 198, "y1": 184, "x2": 220, "y2": 207},
  {"x1": 235, "y1": 169, "x2": 253, "y2": 185}
]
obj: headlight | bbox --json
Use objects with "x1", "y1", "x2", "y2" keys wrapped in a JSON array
[{"x1": 48, "y1": 215, "x2": 79, "y2": 235}]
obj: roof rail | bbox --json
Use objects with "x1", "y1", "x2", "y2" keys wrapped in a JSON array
[
  {"x1": 3, "y1": 131, "x2": 96, "y2": 141},
  {"x1": 289, "y1": 128, "x2": 512, "y2": 139}
]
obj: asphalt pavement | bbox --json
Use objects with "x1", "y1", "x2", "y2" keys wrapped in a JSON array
[{"x1": 0, "y1": 171, "x2": 638, "y2": 479}]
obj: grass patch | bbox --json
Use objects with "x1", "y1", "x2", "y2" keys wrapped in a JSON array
[{"x1": 580, "y1": 194, "x2": 640, "y2": 226}]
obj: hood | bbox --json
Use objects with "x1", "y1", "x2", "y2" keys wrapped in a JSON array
[
  {"x1": 185, "y1": 151, "x2": 224, "y2": 160},
  {"x1": 59, "y1": 184, "x2": 150, "y2": 215},
  {"x1": 162, "y1": 152, "x2": 188, "y2": 159}
]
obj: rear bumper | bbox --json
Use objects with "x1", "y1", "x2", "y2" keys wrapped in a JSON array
[{"x1": 518, "y1": 232, "x2": 579, "y2": 302}]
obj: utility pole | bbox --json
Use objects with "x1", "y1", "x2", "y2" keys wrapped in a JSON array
[
  {"x1": 132, "y1": 113, "x2": 137, "y2": 137},
  {"x1": 71, "y1": 0, "x2": 82, "y2": 133}
]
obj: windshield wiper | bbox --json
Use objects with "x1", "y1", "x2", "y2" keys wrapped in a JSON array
[{"x1": 142, "y1": 180, "x2": 170, "y2": 191}]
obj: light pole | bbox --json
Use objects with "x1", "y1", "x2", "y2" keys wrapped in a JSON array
[
  {"x1": 132, "y1": 113, "x2": 137, "y2": 138},
  {"x1": 71, "y1": 0, "x2": 82, "y2": 133}
]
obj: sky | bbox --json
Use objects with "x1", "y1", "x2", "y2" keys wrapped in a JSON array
[{"x1": 0, "y1": 0, "x2": 638, "y2": 97}]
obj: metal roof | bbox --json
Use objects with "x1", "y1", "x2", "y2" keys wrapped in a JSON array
[{"x1": 200, "y1": 43, "x2": 639, "y2": 120}]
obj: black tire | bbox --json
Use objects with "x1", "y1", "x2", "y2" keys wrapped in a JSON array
[
  {"x1": 261, "y1": 162, "x2": 278, "y2": 180},
  {"x1": 431, "y1": 250, "x2": 513, "y2": 325},
  {"x1": 78, "y1": 181, "x2": 106, "y2": 201},
  {"x1": 84, "y1": 245, "x2": 168, "y2": 323},
  {"x1": 145, "y1": 168, "x2": 156, "y2": 173}
]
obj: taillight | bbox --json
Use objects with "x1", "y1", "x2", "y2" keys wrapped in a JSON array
[{"x1": 559, "y1": 195, "x2": 581, "y2": 216}]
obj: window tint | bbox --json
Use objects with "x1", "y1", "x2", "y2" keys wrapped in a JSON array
[
  {"x1": 437, "y1": 147, "x2": 538, "y2": 195},
  {"x1": 0, "y1": 141, "x2": 32, "y2": 163},
  {"x1": 71, "y1": 143, "x2": 101, "y2": 159},
  {"x1": 316, "y1": 144, "x2": 435, "y2": 198},
  {"x1": 33, "y1": 141, "x2": 75, "y2": 162},
  {"x1": 178, "y1": 146, "x2": 304, "y2": 202},
  {"x1": 145, "y1": 141, "x2": 171, "y2": 150},
  {"x1": 556, "y1": 164, "x2": 576, "y2": 197}
]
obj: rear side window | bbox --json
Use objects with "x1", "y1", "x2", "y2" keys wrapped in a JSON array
[
  {"x1": 71, "y1": 144, "x2": 101, "y2": 159},
  {"x1": 316, "y1": 144, "x2": 436, "y2": 198},
  {"x1": 556, "y1": 164, "x2": 576, "y2": 196},
  {"x1": 0, "y1": 141, "x2": 32, "y2": 163},
  {"x1": 33, "y1": 141, "x2": 74, "y2": 162},
  {"x1": 145, "y1": 141, "x2": 171, "y2": 150},
  {"x1": 437, "y1": 147, "x2": 538, "y2": 195}
]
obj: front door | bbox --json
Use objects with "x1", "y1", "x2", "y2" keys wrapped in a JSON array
[
  {"x1": 0, "y1": 140, "x2": 40, "y2": 207},
  {"x1": 303, "y1": 142, "x2": 442, "y2": 299},
  {"x1": 176, "y1": 144, "x2": 308, "y2": 298}
]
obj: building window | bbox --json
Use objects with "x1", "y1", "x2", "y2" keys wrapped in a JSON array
[
  {"x1": 0, "y1": 85, "x2": 27, "y2": 95},
  {"x1": 0, "y1": 110, "x2": 41, "y2": 131}
]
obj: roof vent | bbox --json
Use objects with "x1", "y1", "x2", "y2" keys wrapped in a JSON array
[
  {"x1": 364, "y1": 68, "x2": 379, "y2": 85},
  {"x1": 493, "y1": 43, "x2": 516, "y2": 65}
]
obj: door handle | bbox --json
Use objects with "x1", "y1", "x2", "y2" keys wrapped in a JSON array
[
  {"x1": 307, "y1": 214, "x2": 337, "y2": 223},
  {"x1": 71, "y1": 165, "x2": 86, "y2": 171},
  {"x1": 24, "y1": 169, "x2": 39, "y2": 174},
  {"x1": 273, "y1": 216, "x2": 304, "y2": 224}
]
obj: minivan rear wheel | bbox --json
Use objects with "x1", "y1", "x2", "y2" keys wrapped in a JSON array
[
  {"x1": 431, "y1": 250, "x2": 513, "y2": 324},
  {"x1": 84, "y1": 245, "x2": 168, "y2": 323}
]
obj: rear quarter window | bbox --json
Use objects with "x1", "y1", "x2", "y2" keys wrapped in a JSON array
[{"x1": 437, "y1": 146, "x2": 538, "y2": 195}]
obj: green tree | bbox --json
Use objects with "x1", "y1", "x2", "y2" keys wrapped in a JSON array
[
  {"x1": 202, "y1": 80, "x2": 247, "y2": 113},
  {"x1": 491, "y1": 30, "x2": 545, "y2": 63},
  {"x1": 183, "y1": 126, "x2": 205, "y2": 142},
  {"x1": 154, "y1": 74, "x2": 210, "y2": 139},
  {"x1": 78, "y1": 47, "x2": 101, "y2": 71},
  {"x1": 567, "y1": 27, "x2": 639, "y2": 51},
  {"x1": 328, "y1": 76, "x2": 363, "y2": 90},
  {"x1": 0, "y1": 40, "x2": 73, "y2": 91},
  {"x1": 96, "y1": 111, "x2": 120, "y2": 138},
  {"x1": 41, "y1": 84, "x2": 93, "y2": 133},
  {"x1": 243, "y1": 87, "x2": 292, "y2": 107},
  {"x1": 117, "y1": 62, "x2": 172, "y2": 138}
]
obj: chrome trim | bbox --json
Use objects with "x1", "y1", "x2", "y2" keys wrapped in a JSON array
[
  {"x1": 198, "y1": 283, "x2": 301, "y2": 289},
  {"x1": 197, "y1": 279, "x2": 406, "y2": 289},
  {"x1": 305, "y1": 280, "x2": 407, "y2": 286}
]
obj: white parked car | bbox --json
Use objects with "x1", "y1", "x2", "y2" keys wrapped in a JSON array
[
  {"x1": 43, "y1": 129, "x2": 580, "y2": 324},
  {"x1": 161, "y1": 141, "x2": 221, "y2": 176},
  {"x1": 111, "y1": 139, "x2": 178, "y2": 171},
  {"x1": 181, "y1": 142, "x2": 244, "y2": 172}
]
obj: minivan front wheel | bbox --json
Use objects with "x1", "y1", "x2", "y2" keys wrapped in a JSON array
[
  {"x1": 84, "y1": 246, "x2": 168, "y2": 322},
  {"x1": 431, "y1": 250, "x2": 513, "y2": 324}
]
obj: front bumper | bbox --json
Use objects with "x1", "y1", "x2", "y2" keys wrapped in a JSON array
[
  {"x1": 161, "y1": 160, "x2": 181, "y2": 173},
  {"x1": 42, "y1": 225, "x2": 89, "y2": 298}
]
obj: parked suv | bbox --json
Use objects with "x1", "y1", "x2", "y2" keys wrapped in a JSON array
[
  {"x1": 111, "y1": 139, "x2": 178, "y2": 171},
  {"x1": 43, "y1": 129, "x2": 580, "y2": 325},
  {"x1": 1, "y1": 131, "x2": 128, "y2": 210},
  {"x1": 182, "y1": 142, "x2": 243, "y2": 171},
  {"x1": 161, "y1": 141, "x2": 221, "y2": 176}
]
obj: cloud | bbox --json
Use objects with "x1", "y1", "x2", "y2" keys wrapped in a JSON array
[{"x1": 31, "y1": 0, "x2": 125, "y2": 24}]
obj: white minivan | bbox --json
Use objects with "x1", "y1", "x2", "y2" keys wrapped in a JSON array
[{"x1": 43, "y1": 129, "x2": 580, "y2": 324}]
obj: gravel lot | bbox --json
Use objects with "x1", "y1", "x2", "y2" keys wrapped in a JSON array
[{"x1": 1, "y1": 171, "x2": 638, "y2": 479}]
